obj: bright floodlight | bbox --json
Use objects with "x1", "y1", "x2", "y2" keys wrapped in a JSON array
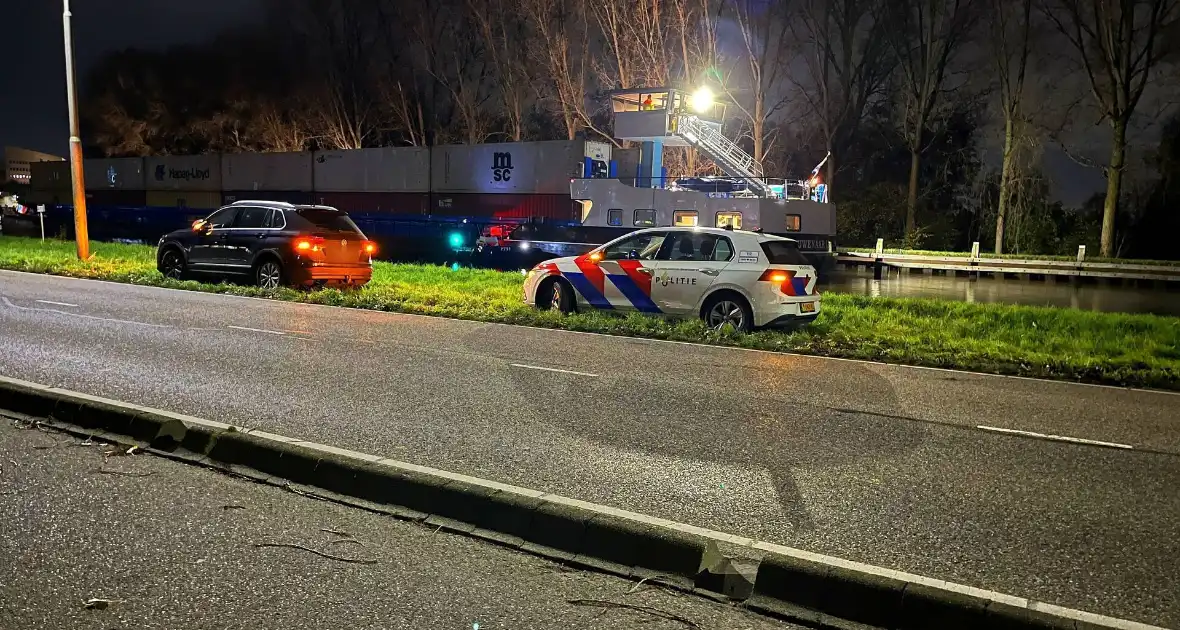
[{"x1": 690, "y1": 86, "x2": 714, "y2": 113}]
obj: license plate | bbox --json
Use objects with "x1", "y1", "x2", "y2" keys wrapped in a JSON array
[{"x1": 800, "y1": 302, "x2": 816, "y2": 313}]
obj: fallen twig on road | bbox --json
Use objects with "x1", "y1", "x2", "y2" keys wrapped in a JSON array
[
  {"x1": 566, "y1": 599, "x2": 699, "y2": 628},
  {"x1": 321, "y1": 528, "x2": 366, "y2": 547},
  {"x1": 95, "y1": 467, "x2": 156, "y2": 477},
  {"x1": 222, "y1": 504, "x2": 247, "y2": 510},
  {"x1": 254, "y1": 542, "x2": 377, "y2": 564}
]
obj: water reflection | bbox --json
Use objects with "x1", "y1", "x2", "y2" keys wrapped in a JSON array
[{"x1": 823, "y1": 267, "x2": 1180, "y2": 317}]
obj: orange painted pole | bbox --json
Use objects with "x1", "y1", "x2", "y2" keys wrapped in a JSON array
[{"x1": 62, "y1": 0, "x2": 89, "y2": 259}]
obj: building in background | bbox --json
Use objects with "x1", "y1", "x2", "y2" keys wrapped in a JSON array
[{"x1": 4, "y1": 146, "x2": 64, "y2": 185}]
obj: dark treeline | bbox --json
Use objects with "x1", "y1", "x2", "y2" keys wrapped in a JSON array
[{"x1": 79, "y1": 0, "x2": 1180, "y2": 258}]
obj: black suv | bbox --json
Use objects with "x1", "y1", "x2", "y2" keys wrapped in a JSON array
[{"x1": 156, "y1": 200, "x2": 375, "y2": 289}]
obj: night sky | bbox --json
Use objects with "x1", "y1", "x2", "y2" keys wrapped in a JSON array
[
  {"x1": 3, "y1": 0, "x2": 1108, "y2": 206},
  {"x1": 1, "y1": 0, "x2": 262, "y2": 156}
]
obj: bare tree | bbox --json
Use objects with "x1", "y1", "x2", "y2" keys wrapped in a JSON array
[
  {"x1": 793, "y1": 0, "x2": 893, "y2": 199},
  {"x1": 1041, "y1": 0, "x2": 1180, "y2": 256},
  {"x1": 469, "y1": 0, "x2": 534, "y2": 141},
  {"x1": 724, "y1": 0, "x2": 791, "y2": 166},
  {"x1": 987, "y1": 0, "x2": 1036, "y2": 253},
  {"x1": 880, "y1": 0, "x2": 975, "y2": 238},
  {"x1": 522, "y1": 0, "x2": 594, "y2": 139}
]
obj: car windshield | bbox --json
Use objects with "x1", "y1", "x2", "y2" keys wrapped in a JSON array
[
  {"x1": 761, "y1": 240, "x2": 810, "y2": 265},
  {"x1": 295, "y1": 208, "x2": 363, "y2": 235}
]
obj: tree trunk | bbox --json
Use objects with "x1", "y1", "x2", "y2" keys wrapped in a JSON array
[
  {"x1": 994, "y1": 116, "x2": 1015, "y2": 254},
  {"x1": 753, "y1": 96, "x2": 765, "y2": 165},
  {"x1": 1101, "y1": 118, "x2": 1126, "y2": 257},
  {"x1": 906, "y1": 147, "x2": 920, "y2": 238}
]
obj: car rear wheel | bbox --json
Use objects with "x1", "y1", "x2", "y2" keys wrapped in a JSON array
[
  {"x1": 538, "y1": 277, "x2": 576, "y2": 314},
  {"x1": 256, "y1": 259, "x2": 283, "y2": 290},
  {"x1": 703, "y1": 293, "x2": 753, "y2": 332},
  {"x1": 160, "y1": 249, "x2": 186, "y2": 280}
]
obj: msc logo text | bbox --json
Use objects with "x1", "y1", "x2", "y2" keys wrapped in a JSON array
[{"x1": 491, "y1": 152, "x2": 513, "y2": 182}]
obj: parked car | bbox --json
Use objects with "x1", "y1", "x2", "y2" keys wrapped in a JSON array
[
  {"x1": 156, "y1": 200, "x2": 375, "y2": 289},
  {"x1": 523, "y1": 226, "x2": 820, "y2": 331}
]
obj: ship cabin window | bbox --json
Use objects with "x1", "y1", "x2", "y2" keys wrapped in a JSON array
[
  {"x1": 608, "y1": 208, "x2": 623, "y2": 226},
  {"x1": 715, "y1": 212, "x2": 742, "y2": 229},
  {"x1": 634, "y1": 208, "x2": 656, "y2": 227},
  {"x1": 786, "y1": 214, "x2": 802, "y2": 232},
  {"x1": 674, "y1": 210, "x2": 698, "y2": 227}
]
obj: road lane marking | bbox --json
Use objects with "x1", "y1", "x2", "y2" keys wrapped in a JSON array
[
  {"x1": 976, "y1": 425, "x2": 1134, "y2": 450},
  {"x1": 2, "y1": 297, "x2": 171, "y2": 328},
  {"x1": 510, "y1": 363, "x2": 599, "y2": 378},
  {"x1": 227, "y1": 325, "x2": 286, "y2": 336},
  {"x1": 35, "y1": 300, "x2": 78, "y2": 307}
]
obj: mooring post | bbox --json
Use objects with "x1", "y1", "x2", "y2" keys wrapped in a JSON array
[{"x1": 874, "y1": 238, "x2": 884, "y2": 280}]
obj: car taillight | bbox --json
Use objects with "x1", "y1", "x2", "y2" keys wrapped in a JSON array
[
  {"x1": 363, "y1": 241, "x2": 377, "y2": 255},
  {"x1": 294, "y1": 236, "x2": 325, "y2": 252}
]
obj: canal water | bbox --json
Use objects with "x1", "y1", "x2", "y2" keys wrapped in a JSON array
[{"x1": 822, "y1": 267, "x2": 1180, "y2": 317}]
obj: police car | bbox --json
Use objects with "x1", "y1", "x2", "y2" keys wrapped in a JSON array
[{"x1": 523, "y1": 227, "x2": 820, "y2": 331}]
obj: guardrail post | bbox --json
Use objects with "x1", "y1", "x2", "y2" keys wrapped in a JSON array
[
  {"x1": 970, "y1": 241, "x2": 979, "y2": 260},
  {"x1": 873, "y1": 238, "x2": 884, "y2": 280},
  {"x1": 969, "y1": 241, "x2": 980, "y2": 280},
  {"x1": 1077, "y1": 245, "x2": 1086, "y2": 264},
  {"x1": 875, "y1": 238, "x2": 884, "y2": 255}
]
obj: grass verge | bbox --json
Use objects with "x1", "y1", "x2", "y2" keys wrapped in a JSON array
[{"x1": 2, "y1": 235, "x2": 1178, "y2": 390}]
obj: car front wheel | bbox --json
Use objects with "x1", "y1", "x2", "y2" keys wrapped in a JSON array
[
  {"x1": 256, "y1": 259, "x2": 283, "y2": 290},
  {"x1": 160, "y1": 249, "x2": 186, "y2": 280},
  {"x1": 703, "y1": 293, "x2": 753, "y2": 332}
]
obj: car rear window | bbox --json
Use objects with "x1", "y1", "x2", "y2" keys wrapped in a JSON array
[
  {"x1": 293, "y1": 208, "x2": 363, "y2": 234},
  {"x1": 761, "y1": 240, "x2": 811, "y2": 265}
]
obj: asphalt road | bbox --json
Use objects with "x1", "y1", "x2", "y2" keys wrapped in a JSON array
[
  {"x1": 1, "y1": 270, "x2": 1178, "y2": 627},
  {"x1": 0, "y1": 420, "x2": 790, "y2": 629}
]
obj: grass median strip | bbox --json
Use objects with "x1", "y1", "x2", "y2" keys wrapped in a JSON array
[{"x1": 2, "y1": 235, "x2": 1178, "y2": 390}]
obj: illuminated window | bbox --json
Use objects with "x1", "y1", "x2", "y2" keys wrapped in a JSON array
[
  {"x1": 786, "y1": 214, "x2": 801, "y2": 232},
  {"x1": 633, "y1": 208, "x2": 656, "y2": 227},
  {"x1": 673, "y1": 210, "x2": 698, "y2": 227},
  {"x1": 608, "y1": 208, "x2": 623, "y2": 226},
  {"x1": 715, "y1": 212, "x2": 742, "y2": 229}
]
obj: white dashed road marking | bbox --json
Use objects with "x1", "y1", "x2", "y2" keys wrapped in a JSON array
[
  {"x1": 35, "y1": 300, "x2": 78, "y2": 307},
  {"x1": 227, "y1": 325, "x2": 286, "y2": 336},
  {"x1": 977, "y1": 425, "x2": 1134, "y2": 450},
  {"x1": 510, "y1": 363, "x2": 599, "y2": 378}
]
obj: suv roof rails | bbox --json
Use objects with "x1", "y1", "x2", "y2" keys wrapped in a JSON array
[{"x1": 229, "y1": 199, "x2": 296, "y2": 208}]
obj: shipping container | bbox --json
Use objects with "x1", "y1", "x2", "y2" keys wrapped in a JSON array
[
  {"x1": 430, "y1": 140, "x2": 611, "y2": 195},
  {"x1": 222, "y1": 191, "x2": 314, "y2": 205},
  {"x1": 146, "y1": 190, "x2": 222, "y2": 209},
  {"x1": 84, "y1": 157, "x2": 146, "y2": 190},
  {"x1": 312, "y1": 191, "x2": 429, "y2": 215},
  {"x1": 313, "y1": 147, "x2": 431, "y2": 193},
  {"x1": 86, "y1": 189, "x2": 147, "y2": 206},
  {"x1": 21, "y1": 189, "x2": 69, "y2": 206},
  {"x1": 30, "y1": 160, "x2": 70, "y2": 191},
  {"x1": 428, "y1": 193, "x2": 578, "y2": 221},
  {"x1": 612, "y1": 148, "x2": 641, "y2": 186},
  {"x1": 221, "y1": 151, "x2": 313, "y2": 191},
  {"x1": 145, "y1": 155, "x2": 222, "y2": 191}
]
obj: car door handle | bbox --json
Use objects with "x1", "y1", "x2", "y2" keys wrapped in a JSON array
[
  {"x1": 698, "y1": 268, "x2": 720, "y2": 276},
  {"x1": 255, "y1": 233, "x2": 266, "y2": 238}
]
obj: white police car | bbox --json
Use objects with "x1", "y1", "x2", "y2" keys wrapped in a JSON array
[{"x1": 523, "y1": 227, "x2": 820, "y2": 331}]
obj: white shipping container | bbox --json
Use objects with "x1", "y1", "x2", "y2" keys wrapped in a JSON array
[
  {"x1": 145, "y1": 155, "x2": 222, "y2": 191},
  {"x1": 313, "y1": 147, "x2": 430, "y2": 193},
  {"x1": 430, "y1": 140, "x2": 601, "y2": 195},
  {"x1": 221, "y1": 151, "x2": 313, "y2": 191},
  {"x1": 84, "y1": 157, "x2": 145, "y2": 190}
]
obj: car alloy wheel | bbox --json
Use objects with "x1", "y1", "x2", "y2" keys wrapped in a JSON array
[
  {"x1": 161, "y1": 251, "x2": 184, "y2": 279},
  {"x1": 257, "y1": 261, "x2": 282, "y2": 289},
  {"x1": 707, "y1": 300, "x2": 746, "y2": 330}
]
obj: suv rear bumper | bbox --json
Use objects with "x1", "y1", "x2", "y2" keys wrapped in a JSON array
[{"x1": 289, "y1": 263, "x2": 373, "y2": 286}]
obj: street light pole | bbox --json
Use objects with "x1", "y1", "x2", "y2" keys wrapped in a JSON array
[{"x1": 62, "y1": 0, "x2": 89, "y2": 259}]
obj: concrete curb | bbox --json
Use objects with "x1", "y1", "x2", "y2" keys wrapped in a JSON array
[{"x1": 0, "y1": 376, "x2": 1168, "y2": 630}]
